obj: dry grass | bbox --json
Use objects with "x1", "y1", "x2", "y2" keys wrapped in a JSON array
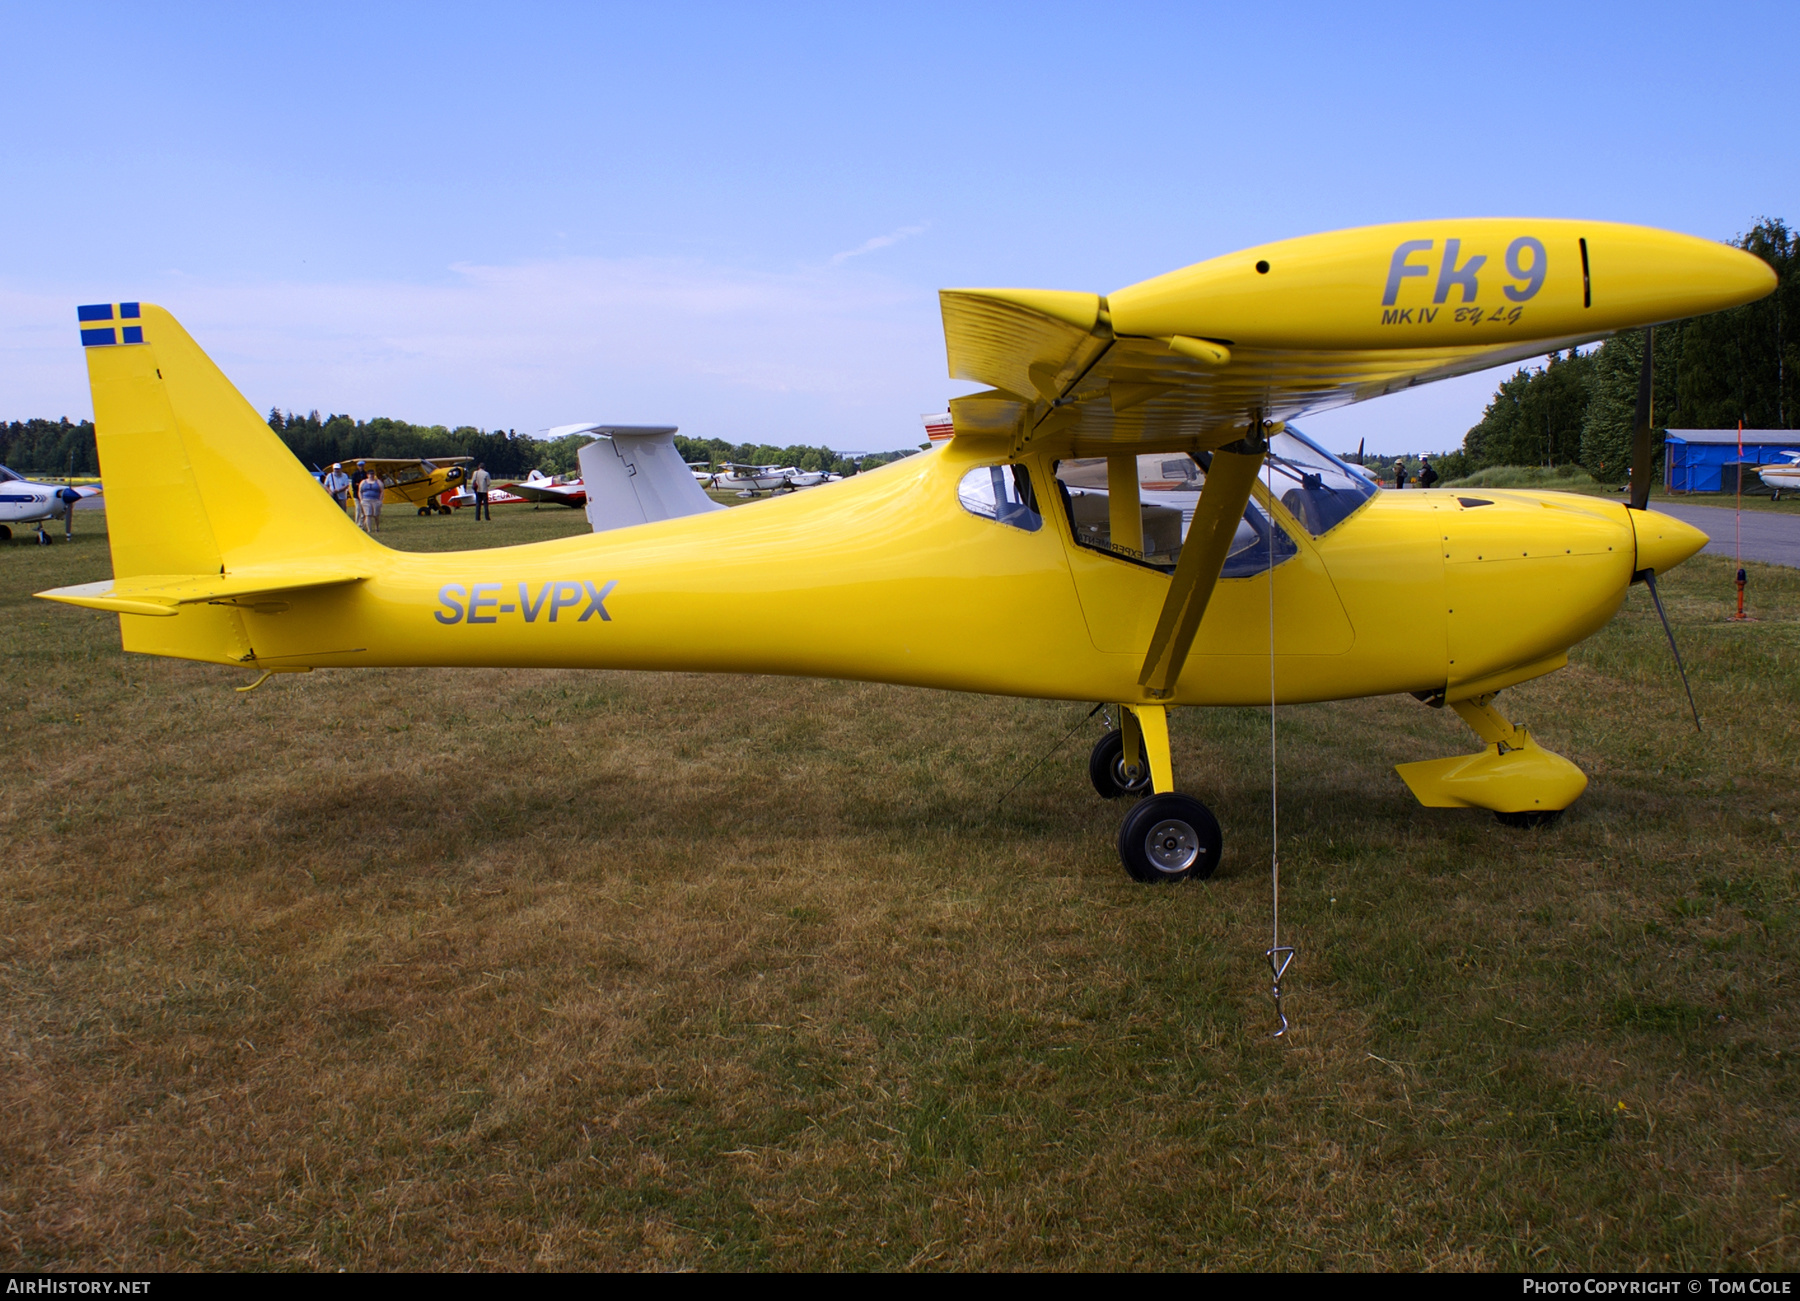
[{"x1": 0, "y1": 506, "x2": 1796, "y2": 1270}]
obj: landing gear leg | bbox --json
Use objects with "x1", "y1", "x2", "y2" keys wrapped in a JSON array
[{"x1": 1105, "y1": 703, "x2": 1222, "y2": 882}]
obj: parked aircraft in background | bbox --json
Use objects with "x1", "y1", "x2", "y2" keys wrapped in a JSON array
[
  {"x1": 0, "y1": 466, "x2": 100, "y2": 542},
  {"x1": 337, "y1": 457, "x2": 471, "y2": 516},
  {"x1": 497, "y1": 469, "x2": 587, "y2": 508},
  {"x1": 714, "y1": 464, "x2": 792, "y2": 495},
  {"x1": 576, "y1": 426, "x2": 725, "y2": 533},
  {"x1": 443, "y1": 483, "x2": 528, "y2": 509},
  {"x1": 1757, "y1": 451, "x2": 1800, "y2": 500}
]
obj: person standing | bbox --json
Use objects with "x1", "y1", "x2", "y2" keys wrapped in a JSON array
[
  {"x1": 470, "y1": 462, "x2": 492, "y2": 521},
  {"x1": 350, "y1": 460, "x2": 371, "y2": 527},
  {"x1": 1417, "y1": 456, "x2": 1439, "y2": 489},
  {"x1": 323, "y1": 462, "x2": 352, "y2": 515},
  {"x1": 1393, "y1": 460, "x2": 1408, "y2": 489},
  {"x1": 358, "y1": 468, "x2": 386, "y2": 535}
]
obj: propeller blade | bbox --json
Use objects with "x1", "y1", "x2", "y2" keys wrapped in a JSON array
[
  {"x1": 1642, "y1": 570, "x2": 1701, "y2": 732},
  {"x1": 1628, "y1": 326, "x2": 1655, "y2": 511}
]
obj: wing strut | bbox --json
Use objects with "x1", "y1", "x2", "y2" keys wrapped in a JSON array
[{"x1": 1137, "y1": 425, "x2": 1269, "y2": 696}]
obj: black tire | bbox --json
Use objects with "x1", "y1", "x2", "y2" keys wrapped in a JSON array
[
  {"x1": 0, "y1": 525, "x2": 10, "y2": 540},
  {"x1": 1118, "y1": 793, "x2": 1222, "y2": 883},
  {"x1": 1088, "y1": 730, "x2": 1153, "y2": 800},
  {"x1": 1496, "y1": 809, "x2": 1564, "y2": 829}
]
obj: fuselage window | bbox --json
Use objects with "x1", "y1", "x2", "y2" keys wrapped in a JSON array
[
  {"x1": 0, "y1": 466, "x2": 19, "y2": 484},
  {"x1": 957, "y1": 464, "x2": 1042, "y2": 532},
  {"x1": 1053, "y1": 453, "x2": 1297, "y2": 577},
  {"x1": 1263, "y1": 427, "x2": 1378, "y2": 537}
]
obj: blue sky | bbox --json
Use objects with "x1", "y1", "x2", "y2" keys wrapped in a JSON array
[{"x1": 3, "y1": 2, "x2": 1794, "y2": 453}]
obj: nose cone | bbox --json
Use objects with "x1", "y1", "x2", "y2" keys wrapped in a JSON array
[{"x1": 1632, "y1": 509, "x2": 1708, "y2": 577}]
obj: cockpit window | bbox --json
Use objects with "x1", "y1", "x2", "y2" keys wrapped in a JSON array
[
  {"x1": 1263, "y1": 427, "x2": 1378, "y2": 537},
  {"x1": 957, "y1": 464, "x2": 1042, "y2": 532},
  {"x1": 1052, "y1": 454, "x2": 1297, "y2": 577},
  {"x1": 0, "y1": 466, "x2": 20, "y2": 484}
]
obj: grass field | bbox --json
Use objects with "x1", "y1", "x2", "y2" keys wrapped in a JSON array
[{"x1": 2, "y1": 504, "x2": 1796, "y2": 1270}]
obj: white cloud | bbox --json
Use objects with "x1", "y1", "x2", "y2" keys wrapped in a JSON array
[{"x1": 829, "y1": 224, "x2": 928, "y2": 265}]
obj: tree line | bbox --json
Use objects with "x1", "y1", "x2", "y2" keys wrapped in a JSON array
[
  {"x1": 268, "y1": 412, "x2": 912, "y2": 479},
  {"x1": 0, "y1": 418, "x2": 100, "y2": 476},
  {"x1": 1461, "y1": 218, "x2": 1796, "y2": 479}
]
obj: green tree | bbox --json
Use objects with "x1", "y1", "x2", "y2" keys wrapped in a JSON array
[
  {"x1": 1675, "y1": 218, "x2": 1796, "y2": 430},
  {"x1": 1579, "y1": 327, "x2": 1683, "y2": 483},
  {"x1": 1464, "y1": 350, "x2": 1596, "y2": 469}
]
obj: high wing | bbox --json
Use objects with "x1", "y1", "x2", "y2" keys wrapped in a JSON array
[
  {"x1": 940, "y1": 218, "x2": 1770, "y2": 458},
  {"x1": 353, "y1": 456, "x2": 473, "y2": 474}
]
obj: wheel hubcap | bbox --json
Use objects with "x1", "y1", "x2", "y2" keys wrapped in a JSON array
[
  {"x1": 1144, "y1": 818, "x2": 1200, "y2": 874},
  {"x1": 1112, "y1": 755, "x2": 1150, "y2": 793}
]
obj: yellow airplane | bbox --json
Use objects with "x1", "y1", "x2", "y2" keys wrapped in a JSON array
[
  {"x1": 42, "y1": 223, "x2": 1773, "y2": 881},
  {"x1": 347, "y1": 456, "x2": 472, "y2": 515}
]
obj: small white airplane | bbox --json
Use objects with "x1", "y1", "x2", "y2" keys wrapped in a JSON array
[
  {"x1": 1757, "y1": 451, "x2": 1800, "y2": 500},
  {"x1": 786, "y1": 468, "x2": 844, "y2": 489},
  {"x1": 715, "y1": 463, "x2": 792, "y2": 494},
  {"x1": 443, "y1": 482, "x2": 529, "y2": 509},
  {"x1": 498, "y1": 468, "x2": 587, "y2": 507},
  {"x1": 0, "y1": 465, "x2": 102, "y2": 542}
]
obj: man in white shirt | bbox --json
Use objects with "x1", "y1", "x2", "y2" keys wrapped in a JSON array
[
  {"x1": 470, "y1": 463, "x2": 492, "y2": 521},
  {"x1": 322, "y1": 463, "x2": 352, "y2": 514}
]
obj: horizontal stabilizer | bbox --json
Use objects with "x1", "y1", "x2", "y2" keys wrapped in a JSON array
[{"x1": 38, "y1": 568, "x2": 366, "y2": 617}]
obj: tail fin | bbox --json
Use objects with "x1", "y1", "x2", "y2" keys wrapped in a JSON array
[{"x1": 46, "y1": 302, "x2": 377, "y2": 664}]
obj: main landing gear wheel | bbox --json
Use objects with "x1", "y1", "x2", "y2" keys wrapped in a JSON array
[
  {"x1": 1118, "y1": 792, "x2": 1222, "y2": 883},
  {"x1": 0, "y1": 525, "x2": 11, "y2": 540},
  {"x1": 1088, "y1": 730, "x2": 1153, "y2": 800}
]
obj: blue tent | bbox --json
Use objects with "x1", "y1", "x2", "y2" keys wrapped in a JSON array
[{"x1": 1664, "y1": 429, "x2": 1800, "y2": 493}]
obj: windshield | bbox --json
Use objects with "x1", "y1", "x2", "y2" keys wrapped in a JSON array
[
  {"x1": 0, "y1": 466, "x2": 20, "y2": 484},
  {"x1": 1262, "y1": 427, "x2": 1378, "y2": 537},
  {"x1": 957, "y1": 464, "x2": 1042, "y2": 532}
]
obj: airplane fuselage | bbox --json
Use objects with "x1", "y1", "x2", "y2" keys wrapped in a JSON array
[{"x1": 142, "y1": 439, "x2": 1660, "y2": 709}]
